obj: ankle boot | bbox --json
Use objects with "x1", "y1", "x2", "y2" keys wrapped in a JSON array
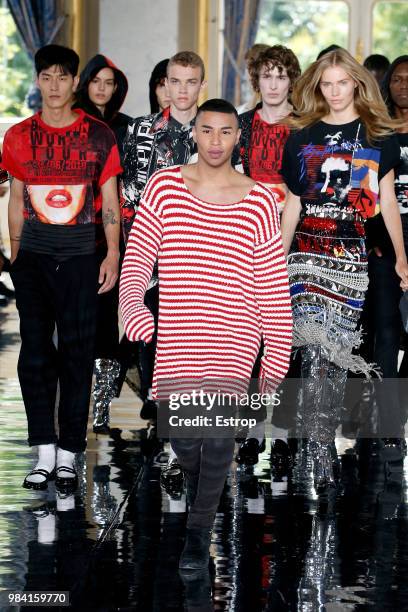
[
  {"x1": 179, "y1": 527, "x2": 212, "y2": 570},
  {"x1": 93, "y1": 358, "x2": 121, "y2": 433}
]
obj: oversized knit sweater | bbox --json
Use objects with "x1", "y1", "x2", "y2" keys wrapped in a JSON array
[{"x1": 119, "y1": 166, "x2": 293, "y2": 398}]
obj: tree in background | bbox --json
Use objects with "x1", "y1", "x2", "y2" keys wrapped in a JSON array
[
  {"x1": 0, "y1": 7, "x2": 31, "y2": 116},
  {"x1": 256, "y1": 0, "x2": 348, "y2": 69}
]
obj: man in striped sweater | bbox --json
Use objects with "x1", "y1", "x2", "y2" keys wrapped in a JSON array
[{"x1": 119, "y1": 99, "x2": 293, "y2": 570}]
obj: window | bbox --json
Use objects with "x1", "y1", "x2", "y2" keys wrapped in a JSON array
[
  {"x1": 372, "y1": 1, "x2": 408, "y2": 60},
  {"x1": 256, "y1": 0, "x2": 349, "y2": 69},
  {"x1": 0, "y1": 5, "x2": 32, "y2": 117}
]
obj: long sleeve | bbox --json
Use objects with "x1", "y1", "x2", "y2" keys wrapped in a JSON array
[
  {"x1": 119, "y1": 197, "x2": 163, "y2": 342},
  {"x1": 120, "y1": 118, "x2": 143, "y2": 243},
  {"x1": 254, "y1": 229, "x2": 293, "y2": 392}
]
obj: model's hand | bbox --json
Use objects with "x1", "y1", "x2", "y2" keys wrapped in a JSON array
[
  {"x1": 98, "y1": 251, "x2": 119, "y2": 294},
  {"x1": 395, "y1": 257, "x2": 408, "y2": 290}
]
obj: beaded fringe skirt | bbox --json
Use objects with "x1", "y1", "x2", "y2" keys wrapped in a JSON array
[{"x1": 287, "y1": 215, "x2": 373, "y2": 376}]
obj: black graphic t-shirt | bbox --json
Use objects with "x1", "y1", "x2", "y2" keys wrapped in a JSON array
[
  {"x1": 2, "y1": 109, "x2": 122, "y2": 258},
  {"x1": 281, "y1": 119, "x2": 400, "y2": 220},
  {"x1": 365, "y1": 131, "x2": 408, "y2": 254}
]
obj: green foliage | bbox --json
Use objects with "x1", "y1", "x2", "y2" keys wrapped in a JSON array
[
  {"x1": 372, "y1": 2, "x2": 408, "y2": 62},
  {"x1": 0, "y1": 7, "x2": 32, "y2": 117},
  {"x1": 256, "y1": 0, "x2": 349, "y2": 69}
]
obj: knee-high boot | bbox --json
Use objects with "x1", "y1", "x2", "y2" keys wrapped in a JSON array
[
  {"x1": 92, "y1": 358, "x2": 121, "y2": 434},
  {"x1": 300, "y1": 345, "x2": 346, "y2": 491}
]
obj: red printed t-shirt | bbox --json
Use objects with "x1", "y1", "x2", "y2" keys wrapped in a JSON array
[
  {"x1": 248, "y1": 111, "x2": 290, "y2": 210},
  {"x1": 2, "y1": 109, "x2": 122, "y2": 257}
]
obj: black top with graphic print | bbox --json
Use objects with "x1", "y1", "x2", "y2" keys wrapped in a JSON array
[
  {"x1": 281, "y1": 119, "x2": 400, "y2": 220},
  {"x1": 365, "y1": 131, "x2": 408, "y2": 254}
]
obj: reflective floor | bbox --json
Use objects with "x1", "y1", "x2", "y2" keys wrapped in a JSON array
[{"x1": 1, "y1": 296, "x2": 408, "y2": 611}]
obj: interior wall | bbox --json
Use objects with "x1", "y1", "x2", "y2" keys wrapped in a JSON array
[{"x1": 99, "y1": 0, "x2": 179, "y2": 117}]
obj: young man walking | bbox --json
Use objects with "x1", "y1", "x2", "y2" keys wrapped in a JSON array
[
  {"x1": 234, "y1": 45, "x2": 300, "y2": 468},
  {"x1": 2, "y1": 44, "x2": 121, "y2": 491},
  {"x1": 121, "y1": 51, "x2": 206, "y2": 490},
  {"x1": 119, "y1": 98, "x2": 292, "y2": 569}
]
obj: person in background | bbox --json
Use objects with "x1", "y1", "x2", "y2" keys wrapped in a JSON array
[
  {"x1": 121, "y1": 51, "x2": 206, "y2": 495},
  {"x1": 364, "y1": 55, "x2": 408, "y2": 463},
  {"x1": 233, "y1": 44, "x2": 301, "y2": 469},
  {"x1": 280, "y1": 48, "x2": 408, "y2": 494},
  {"x1": 364, "y1": 54, "x2": 390, "y2": 86},
  {"x1": 149, "y1": 58, "x2": 170, "y2": 114},
  {"x1": 74, "y1": 54, "x2": 132, "y2": 435}
]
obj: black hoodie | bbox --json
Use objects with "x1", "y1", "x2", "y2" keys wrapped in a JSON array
[
  {"x1": 366, "y1": 55, "x2": 408, "y2": 253},
  {"x1": 74, "y1": 54, "x2": 132, "y2": 160}
]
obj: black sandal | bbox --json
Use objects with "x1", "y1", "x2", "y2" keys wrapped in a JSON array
[
  {"x1": 22, "y1": 468, "x2": 56, "y2": 491},
  {"x1": 55, "y1": 466, "x2": 78, "y2": 490}
]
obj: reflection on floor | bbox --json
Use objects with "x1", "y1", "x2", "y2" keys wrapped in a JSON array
[{"x1": 1, "y1": 299, "x2": 408, "y2": 611}]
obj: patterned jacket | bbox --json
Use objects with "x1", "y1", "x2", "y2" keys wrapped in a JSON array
[
  {"x1": 232, "y1": 103, "x2": 263, "y2": 174},
  {"x1": 121, "y1": 106, "x2": 197, "y2": 241}
]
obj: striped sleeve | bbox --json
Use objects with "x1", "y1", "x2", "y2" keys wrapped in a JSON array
[
  {"x1": 253, "y1": 193, "x2": 293, "y2": 391},
  {"x1": 119, "y1": 189, "x2": 163, "y2": 342}
]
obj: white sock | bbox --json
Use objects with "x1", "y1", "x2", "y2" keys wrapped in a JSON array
[
  {"x1": 246, "y1": 420, "x2": 265, "y2": 445},
  {"x1": 56, "y1": 448, "x2": 76, "y2": 479},
  {"x1": 26, "y1": 444, "x2": 56, "y2": 484},
  {"x1": 271, "y1": 426, "x2": 288, "y2": 445},
  {"x1": 37, "y1": 514, "x2": 56, "y2": 544},
  {"x1": 56, "y1": 492, "x2": 75, "y2": 512}
]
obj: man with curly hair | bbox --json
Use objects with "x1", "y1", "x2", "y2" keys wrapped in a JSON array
[
  {"x1": 234, "y1": 45, "x2": 300, "y2": 470},
  {"x1": 235, "y1": 44, "x2": 301, "y2": 213}
]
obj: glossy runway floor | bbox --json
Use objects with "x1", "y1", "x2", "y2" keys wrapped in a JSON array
[{"x1": 1, "y1": 297, "x2": 408, "y2": 611}]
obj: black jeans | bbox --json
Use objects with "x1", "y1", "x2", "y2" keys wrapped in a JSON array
[
  {"x1": 11, "y1": 250, "x2": 98, "y2": 452},
  {"x1": 365, "y1": 252, "x2": 406, "y2": 436},
  {"x1": 171, "y1": 436, "x2": 235, "y2": 529},
  {"x1": 94, "y1": 247, "x2": 120, "y2": 360}
]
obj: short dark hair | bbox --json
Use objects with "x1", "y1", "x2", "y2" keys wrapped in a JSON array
[
  {"x1": 364, "y1": 54, "x2": 390, "y2": 73},
  {"x1": 316, "y1": 44, "x2": 341, "y2": 60},
  {"x1": 196, "y1": 98, "x2": 238, "y2": 124},
  {"x1": 35, "y1": 44, "x2": 80, "y2": 77}
]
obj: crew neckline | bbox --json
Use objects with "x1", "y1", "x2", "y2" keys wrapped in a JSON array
[{"x1": 36, "y1": 108, "x2": 85, "y2": 132}]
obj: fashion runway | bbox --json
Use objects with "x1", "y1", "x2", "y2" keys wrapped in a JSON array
[{"x1": 1, "y1": 300, "x2": 408, "y2": 611}]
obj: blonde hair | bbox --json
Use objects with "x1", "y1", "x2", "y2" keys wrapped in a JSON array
[{"x1": 291, "y1": 48, "x2": 399, "y2": 144}]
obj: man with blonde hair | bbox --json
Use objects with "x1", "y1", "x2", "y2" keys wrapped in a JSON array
[{"x1": 121, "y1": 51, "x2": 206, "y2": 493}]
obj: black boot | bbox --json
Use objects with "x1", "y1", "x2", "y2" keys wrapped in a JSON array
[{"x1": 179, "y1": 527, "x2": 212, "y2": 570}]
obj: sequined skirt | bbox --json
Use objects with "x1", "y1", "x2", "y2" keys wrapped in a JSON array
[{"x1": 288, "y1": 215, "x2": 371, "y2": 375}]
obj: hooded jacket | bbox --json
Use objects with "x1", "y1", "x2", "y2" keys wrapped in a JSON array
[{"x1": 74, "y1": 54, "x2": 132, "y2": 160}]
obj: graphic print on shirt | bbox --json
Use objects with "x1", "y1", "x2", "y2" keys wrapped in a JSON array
[
  {"x1": 247, "y1": 114, "x2": 289, "y2": 208},
  {"x1": 27, "y1": 183, "x2": 88, "y2": 224},
  {"x1": 396, "y1": 146, "x2": 408, "y2": 213},
  {"x1": 298, "y1": 128, "x2": 381, "y2": 219},
  {"x1": 2, "y1": 111, "x2": 121, "y2": 226}
]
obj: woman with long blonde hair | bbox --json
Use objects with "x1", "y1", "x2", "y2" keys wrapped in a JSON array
[{"x1": 280, "y1": 48, "x2": 408, "y2": 494}]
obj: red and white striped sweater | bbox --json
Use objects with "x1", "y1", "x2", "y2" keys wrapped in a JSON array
[{"x1": 119, "y1": 166, "x2": 293, "y2": 398}]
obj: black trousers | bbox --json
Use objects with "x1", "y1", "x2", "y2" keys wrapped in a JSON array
[
  {"x1": 137, "y1": 284, "x2": 159, "y2": 400},
  {"x1": 171, "y1": 436, "x2": 235, "y2": 529},
  {"x1": 94, "y1": 247, "x2": 120, "y2": 360},
  {"x1": 10, "y1": 250, "x2": 98, "y2": 452},
  {"x1": 365, "y1": 252, "x2": 406, "y2": 436}
]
